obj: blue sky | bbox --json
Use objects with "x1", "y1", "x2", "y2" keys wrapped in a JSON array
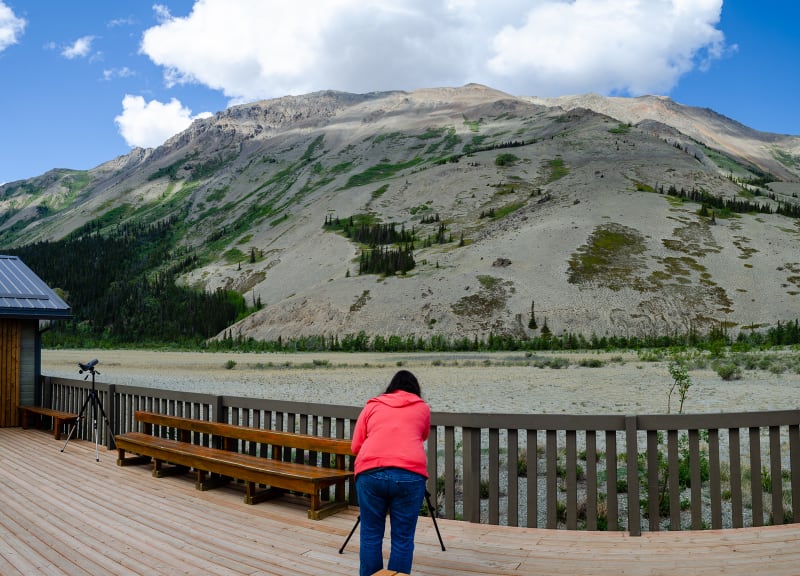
[{"x1": 0, "y1": 1, "x2": 797, "y2": 185}]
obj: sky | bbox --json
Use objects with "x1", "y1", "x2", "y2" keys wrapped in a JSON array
[{"x1": 0, "y1": 0, "x2": 798, "y2": 185}]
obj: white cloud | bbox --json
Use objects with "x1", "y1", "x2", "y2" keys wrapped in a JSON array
[
  {"x1": 103, "y1": 67, "x2": 135, "y2": 81},
  {"x1": 62, "y1": 35, "x2": 96, "y2": 59},
  {"x1": 114, "y1": 95, "x2": 212, "y2": 149},
  {"x1": 138, "y1": 0, "x2": 726, "y2": 101},
  {"x1": 488, "y1": 0, "x2": 726, "y2": 96},
  {"x1": 0, "y1": 1, "x2": 26, "y2": 51}
]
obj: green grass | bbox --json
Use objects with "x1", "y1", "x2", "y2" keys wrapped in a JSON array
[
  {"x1": 546, "y1": 158, "x2": 569, "y2": 182},
  {"x1": 343, "y1": 157, "x2": 425, "y2": 189},
  {"x1": 463, "y1": 118, "x2": 481, "y2": 132},
  {"x1": 493, "y1": 201, "x2": 525, "y2": 219},
  {"x1": 371, "y1": 184, "x2": 389, "y2": 200},
  {"x1": 417, "y1": 127, "x2": 447, "y2": 140},
  {"x1": 329, "y1": 161, "x2": 354, "y2": 175},
  {"x1": 222, "y1": 248, "x2": 246, "y2": 264}
]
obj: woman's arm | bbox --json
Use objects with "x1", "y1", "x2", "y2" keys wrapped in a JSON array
[{"x1": 351, "y1": 405, "x2": 369, "y2": 454}]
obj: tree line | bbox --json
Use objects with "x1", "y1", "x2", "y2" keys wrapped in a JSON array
[
  {"x1": 660, "y1": 184, "x2": 800, "y2": 219},
  {"x1": 209, "y1": 320, "x2": 800, "y2": 353}
]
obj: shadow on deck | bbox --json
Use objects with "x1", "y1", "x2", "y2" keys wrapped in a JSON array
[{"x1": 1, "y1": 428, "x2": 799, "y2": 575}]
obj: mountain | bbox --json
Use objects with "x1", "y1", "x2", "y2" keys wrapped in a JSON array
[{"x1": 2, "y1": 84, "x2": 799, "y2": 342}]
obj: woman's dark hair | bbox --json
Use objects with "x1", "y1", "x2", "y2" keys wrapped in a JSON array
[{"x1": 385, "y1": 369, "x2": 421, "y2": 397}]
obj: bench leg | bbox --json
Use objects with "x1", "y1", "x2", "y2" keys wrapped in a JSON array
[
  {"x1": 195, "y1": 470, "x2": 230, "y2": 491},
  {"x1": 309, "y1": 481, "x2": 350, "y2": 520},
  {"x1": 54, "y1": 418, "x2": 79, "y2": 441},
  {"x1": 245, "y1": 483, "x2": 284, "y2": 505},
  {"x1": 116, "y1": 448, "x2": 151, "y2": 467},
  {"x1": 152, "y1": 459, "x2": 188, "y2": 478},
  {"x1": 309, "y1": 497, "x2": 348, "y2": 520}
]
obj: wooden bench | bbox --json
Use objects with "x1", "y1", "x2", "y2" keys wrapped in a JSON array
[
  {"x1": 115, "y1": 410, "x2": 354, "y2": 520},
  {"x1": 18, "y1": 406, "x2": 78, "y2": 440}
]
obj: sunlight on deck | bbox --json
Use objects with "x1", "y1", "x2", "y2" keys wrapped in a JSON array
[{"x1": 1, "y1": 428, "x2": 799, "y2": 575}]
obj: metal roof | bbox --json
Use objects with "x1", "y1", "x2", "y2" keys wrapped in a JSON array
[{"x1": 0, "y1": 255, "x2": 72, "y2": 319}]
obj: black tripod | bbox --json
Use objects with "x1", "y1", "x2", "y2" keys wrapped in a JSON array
[
  {"x1": 60, "y1": 359, "x2": 116, "y2": 461},
  {"x1": 339, "y1": 489, "x2": 446, "y2": 554}
]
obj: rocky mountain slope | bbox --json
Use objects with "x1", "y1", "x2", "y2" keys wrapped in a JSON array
[{"x1": 2, "y1": 84, "x2": 799, "y2": 342}]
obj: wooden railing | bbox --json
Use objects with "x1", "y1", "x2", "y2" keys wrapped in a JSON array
[{"x1": 42, "y1": 376, "x2": 800, "y2": 535}]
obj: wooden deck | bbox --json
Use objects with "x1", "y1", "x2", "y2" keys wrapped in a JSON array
[{"x1": 2, "y1": 428, "x2": 800, "y2": 576}]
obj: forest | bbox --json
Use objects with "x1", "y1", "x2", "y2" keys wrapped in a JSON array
[{"x1": 6, "y1": 216, "x2": 247, "y2": 346}]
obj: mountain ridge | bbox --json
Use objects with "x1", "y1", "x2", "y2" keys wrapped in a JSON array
[{"x1": 2, "y1": 85, "x2": 799, "y2": 343}]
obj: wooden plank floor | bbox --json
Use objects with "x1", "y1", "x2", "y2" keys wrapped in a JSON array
[{"x1": 2, "y1": 428, "x2": 800, "y2": 576}]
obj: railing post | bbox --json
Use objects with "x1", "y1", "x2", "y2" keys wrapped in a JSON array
[
  {"x1": 105, "y1": 384, "x2": 116, "y2": 449},
  {"x1": 42, "y1": 375, "x2": 52, "y2": 408},
  {"x1": 625, "y1": 415, "x2": 641, "y2": 536},
  {"x1": 214, "y1": 395, "x2": 225, "y2": 423},
  {"x1": 462, "y1": 426, "x2": 481, "y2": 523},
  {"x1": 427, "y1": 425, "x2": 439, "y2": 514}
]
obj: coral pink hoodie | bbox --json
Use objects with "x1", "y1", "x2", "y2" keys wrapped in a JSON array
[{"x1": 351, "y1": 390, "x2": 430, "y2": 478}]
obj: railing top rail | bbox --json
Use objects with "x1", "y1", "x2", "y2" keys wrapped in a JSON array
[
  {"x1": 221, "y1": 395, "x2": 361, "y2": 420},
  {"x1": 431, "y1": 412, "x2": 627, "y2": 430},
  {"x1": 637, "y1": 409, "x2": 800, "y2": 430}
]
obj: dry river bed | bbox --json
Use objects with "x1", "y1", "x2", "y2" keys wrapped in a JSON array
[{"x1": 41, "y1": 349, "x2": 800, "y2": 415}]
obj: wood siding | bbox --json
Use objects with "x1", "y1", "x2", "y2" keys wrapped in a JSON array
[
  {"x1": 0, "y1": 318, "x2": 21, "y2": 426},
  {"x1": 19, "y1": 321, "x2": 35, "y2": 407}
]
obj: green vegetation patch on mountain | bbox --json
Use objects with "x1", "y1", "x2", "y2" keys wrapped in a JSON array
[
  {"x1": 568, "y1": 223, "x2": 648, "y2": 290},
  {"x1": 344, "y1": 157, "x2": 426, "y2": 189},
  {"x1": 546, "y1": 158, "x2": 569, "y2": 182}
]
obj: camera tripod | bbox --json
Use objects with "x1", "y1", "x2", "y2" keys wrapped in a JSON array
[
  {"x1": 60, "y1": 359, "x2": 116, "y2": 461},
  {"x1": 338, "y1": 489, "x2": 446, "y2": 554}
]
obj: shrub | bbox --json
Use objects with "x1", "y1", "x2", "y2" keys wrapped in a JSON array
[
  {"x1": 480, "y1": 478, "x2": 490, "y2": 499},
  {"x1": 667, "y1": 355, "x2": 692, "y2": 414},
  {"x1": 517, "y1": 450, "x2": 528, "y2": 477},
  {"x1": 495, "y1": 153, "x2": 520, "y2": 167},
  {"x1": 715, "y1": 363, "x2": 742, "y2": 380}
]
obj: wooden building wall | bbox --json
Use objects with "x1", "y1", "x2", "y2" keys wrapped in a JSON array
[{"x1": 0, "y1": 318, "x2": 21, "y2": 427}]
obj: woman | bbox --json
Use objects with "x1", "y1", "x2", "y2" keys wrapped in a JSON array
[{"x1": 351, "y1": 370, "x2": 431, "y2": 576}]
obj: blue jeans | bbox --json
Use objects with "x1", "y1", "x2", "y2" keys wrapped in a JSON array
[{"x1": 356, "y1": 467, "x2": 426, "y2": 576}]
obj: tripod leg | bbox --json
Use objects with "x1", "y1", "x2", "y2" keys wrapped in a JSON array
[
  {"x1": 339, "y1": 515, "x2": 360, "y2": 554},
  {"x1": 425, "y1": 491, "x2": 446, "y2": 551},
  {"x1": 91, "y1": 392, "x2": 100, "y2": 462},
  {"x1": 60, "y1": 390, "x2": 92, "y2": 453}
]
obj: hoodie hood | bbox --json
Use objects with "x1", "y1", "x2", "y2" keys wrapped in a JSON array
[{"x1": 368, "y1": 390, "x2": 425, "y2": 409}]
